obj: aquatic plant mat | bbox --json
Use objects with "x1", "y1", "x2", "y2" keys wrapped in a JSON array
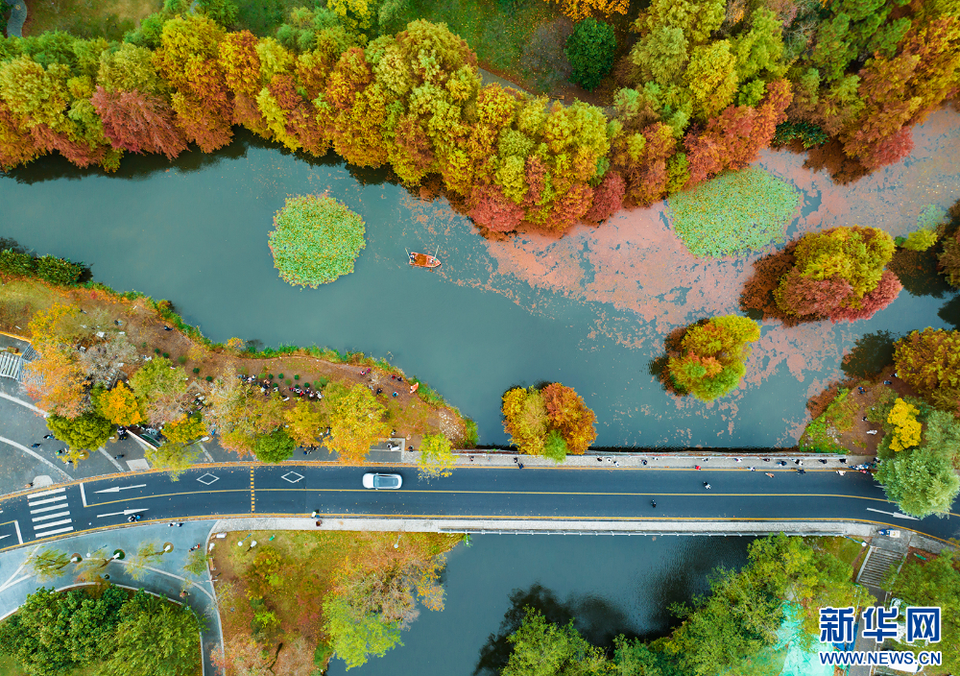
[{"x1": 667, "y1": 167, "x2": 800, "y2": 258}]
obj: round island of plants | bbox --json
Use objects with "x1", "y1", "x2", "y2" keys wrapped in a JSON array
[{"x1": 268, "y1": 195, "x2": 366, "y2": 288}]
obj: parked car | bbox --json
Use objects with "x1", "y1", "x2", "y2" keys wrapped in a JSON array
[{"x1": 362, "y1": 473, "x2": 402, "y2": 490}]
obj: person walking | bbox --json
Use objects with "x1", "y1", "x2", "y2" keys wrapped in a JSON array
[{"x1": 703, "y1": 482, "x2": 711, "y2": 489}]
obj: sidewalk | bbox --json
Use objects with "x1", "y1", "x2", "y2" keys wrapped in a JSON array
[{"x1": 0, "y1": 521, "x2": 222, "y2": 676}]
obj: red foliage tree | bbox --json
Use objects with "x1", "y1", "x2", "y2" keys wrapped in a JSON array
[
  {"x1": 583, "y1": 171, "x2": 625, "y2": 223},
  {"x1": 469, "y1": 184, "x2": 526, "y2": 232},
  {"x1": 828, "y1": 270, "x2": 902, "y2": 322},
  {"x1": 540, "y1": 382, "x2": 597, "y2": 455},
  {"x1": 628, "y1": 122, "x2": 676, "y2": 206},
  {"x1": 29, "y1": 124, "x2": 105, "y2": 169},
  {"x1": 775, "y1": 269, "x2": 854, "y2": 318},
  {"x1": 542, "y1": 183, "x2": 594, "y2": 233},
  {"x1": 91, "y1": 87, "x2": 188, "y2": 160}
]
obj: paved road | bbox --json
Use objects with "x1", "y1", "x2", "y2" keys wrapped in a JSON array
[{"x1": 0, "y1": 464, "x2": 956, "y2": 550}]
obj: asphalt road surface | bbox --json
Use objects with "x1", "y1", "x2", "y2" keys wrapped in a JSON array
[{"x1": 0, "y1": 464, "x2": 956, "y2": 550}]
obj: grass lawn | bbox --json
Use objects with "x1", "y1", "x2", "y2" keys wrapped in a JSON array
[
  {"x1": 814, "y1": 536, "x2": 868, "y2": 570},
  {"x1": 24, "y1": 0, "x2": 161, "y2": 39},
  {"x1": 213, "y1": 530, "x2": 462, "y2": 674},
  {"x1": 394, "y1": 0, "x2": 569, "y2": 93}
]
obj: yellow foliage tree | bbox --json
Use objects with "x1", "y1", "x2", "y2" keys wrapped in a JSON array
[
  {"x1": 324, "y1": 381, "x2": 388, "y2": 464},
  {"x1": 417, "y1": 434, "x2": 457, "y2": 478},
  {"x1": 163, "y1": 414, "x2": 208, "y2": 445},
  {"x1": 27, "y1": 302, "x2": 83, "y2": 351},
  {"x1": 284, "y1": 399, "x2": 327, "y2": 448},
  {"x1": 546, "y1": 0, "x2": 628, "y2": 21},
  {"x1": 887, "y1": 398, "x2": 922, "y2": 453},
  {"x1": 97, "y1": 382, "x2": 143, "y2": 426}
]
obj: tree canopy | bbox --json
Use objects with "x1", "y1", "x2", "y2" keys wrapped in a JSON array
[
  {"x1": 501, "y1": 383, "x2": 597, "y2": 460},
  {"x1": 667, "y1": 315, "x2": 760, "y2": 401}
]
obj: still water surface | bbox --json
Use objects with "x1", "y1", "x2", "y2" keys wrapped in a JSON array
[
  {"x1": 1, "y1": 120, "x2": 958, "y2": 449},
  {"x1": 324, "y1": 534, "x2": 752, "y2": 675}
]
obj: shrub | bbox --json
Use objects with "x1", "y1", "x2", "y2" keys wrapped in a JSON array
[
  {"x1": 268, "y1": 195, "x2": 366, "y2": 288},
  {"x1": 901, "y1": 229, "x2": 938, "y2": 251},
  {"x1": 565, "y1": 19, "x2": 617, "y2": 91}
]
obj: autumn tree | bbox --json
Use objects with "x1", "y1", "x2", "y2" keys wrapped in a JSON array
[
  {"x1": 667, "y1": 315, "x2": 761, "y2": 401},
  {"x1": 774, "y1": 226, "x2": 900, "y2": 322},
  {"x1": 205, "y1": 369, "x2": 285, "y2": 456},
  {"x1": 91, "y1": 87, "x2": 188, "y2": 160},
  {"x1": 417, "y1": 433, "x2": 457, "y2": 478},
  {"x1": 284, "y1": 399, "x2": 327, "y2": 447},
  {"x1": 97, "y1": 382, "x2": 143, "y2": 427},
  {"x1": 502, "y1": 383, "x2": 596, "y2": 460},
  {"x1": 146, "y1": 414, "x2": 206, "y2": 479},
  {"x1": 152, "y1": 15, "x2": 234, "y2": 152},
  {"x1": 252, "y1": 428, "x2": 296, "y2": 463},
  {"x1": 129, "y1": 357, "x2": 189, "y2": 425},
  {"x1": 323, "y1": 381, "x2": 389, "y2": 464},
  {"x1": 22, "y1": 348, "x2": 87, "y2": 418},
  {"x1": 893, "y1": 328, "x2": 960, "y2": 412}
]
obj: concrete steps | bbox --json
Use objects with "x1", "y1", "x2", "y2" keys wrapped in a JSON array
[
  {"x1": 857, "y1": 547, "x2": 904, "y2": 588},
  {"x1": 0, "y1": 351, "x2": 24, "y2": 381}
]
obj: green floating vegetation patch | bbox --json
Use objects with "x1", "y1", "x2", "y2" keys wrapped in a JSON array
[
  {"x1": 667, "y1": 167, "x2": 800, "y2": 258},
  {"x1": 268, "y1": 195, "x2": 366, "y2": 288}
]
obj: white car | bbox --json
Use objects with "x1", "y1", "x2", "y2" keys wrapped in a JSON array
[{"x1": 362, "y1": 473, "x2": 402, "y2": 490}]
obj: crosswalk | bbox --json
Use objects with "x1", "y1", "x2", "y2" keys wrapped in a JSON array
[{"x1": 27, "y1": 488, "x2": 74, "y2": 538}]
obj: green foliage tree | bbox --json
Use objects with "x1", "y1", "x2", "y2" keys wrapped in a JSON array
[
  {"x1": 98, "y1": 591, "x2": 202, "y2": 676},
  {"x1": 885, "y1": 550, "x2": 960, "y2": 673},
  {"x1": 876, "y1": 410, "x2": 960, "y2": 517},
  {"x1": 501, "y1": 608, "x2": 606, "y2": 676},
  {"x1": 129, "y1": 357, "x2": 189, "y2": 425},
  {"x1": 25, "y1": 547, "x2": 77, "y2": 583},
  {"x1": 268, "y1": 195, "x2": 366, "y2": 288},
  {"x1": 322, "y1": 595, "x2": 403, "y2": 670},
  {"x1": 667, "y1": 315, "x2": 760, "y2": 401},
  {"x1": 47, "y1": 412, "x2": 113, "y2": 454},
  {"x1": 324, "y1": 381, "x2": 389, "y2": 464},
  {"x1": 565, "y1": 19, "x2": 617, "y2": 91},
  {"x1": 252, "y1": 427, "x2": 296, "y2": 463},
  {"x1": 0, "y1": 586, "x2": 128, "y2": 675}
]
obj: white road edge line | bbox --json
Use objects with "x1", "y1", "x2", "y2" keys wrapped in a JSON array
[
  {"x1": 14, "y1": 521, "x2": 22, "y2": 545},
  {"x1": 0, "y1": 436, "x2": 73, "y2": 481},
  {"x1": 0, "y1": 390, "x2": 47, "y2": 416},
  {"x1": 98, "y1": 446, "x2": 126, "y2": 472},
  {"x1": 198, "y1": 443, "x2": 214, "y2": 463}
]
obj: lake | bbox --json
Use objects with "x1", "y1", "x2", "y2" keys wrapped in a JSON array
[{"x1": 2, "y1": 111, "x2": 958, "y2": 449}]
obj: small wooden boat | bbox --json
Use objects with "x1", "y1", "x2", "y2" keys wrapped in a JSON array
[{"x1": 407, "y1": 249, "x2": 442, "y2": 269}]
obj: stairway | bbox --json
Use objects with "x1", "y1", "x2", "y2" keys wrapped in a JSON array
[
  {"x1": 0, "y1": 351, "x2": 24, "y2": 381},
  {"x1": 857, "y1": 547, "x2": 904, "y2": 588}
]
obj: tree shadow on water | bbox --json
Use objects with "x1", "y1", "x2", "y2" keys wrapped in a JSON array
[
  {"x1": 840, "y1": 330, "x2": 900, "y2": 379},
  {"x1": 939, "y1": 293, "x2": 960, "y2": 330},
  {"x1": 888, "y1": 248, "x2": 953, "y2": 298},
  {"x1": 473, "y1": 583, "x2": 632, "y2": 676}
]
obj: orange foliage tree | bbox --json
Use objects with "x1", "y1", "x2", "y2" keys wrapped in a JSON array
[{"x1": 502, "y1": 383, "x2": 596, "y2": 461}]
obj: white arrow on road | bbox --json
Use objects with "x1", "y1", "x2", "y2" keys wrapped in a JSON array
[
  {"x1": 0, "y1": 535, "x2": 11, "y2": 541},
  {"x1": 97, "y1": 508, "x2": 149, "y2": 518},
  {"x1": 94, "y1": 484, "x2": 147, "y2": 494},
  {"x1": 866, "y1": 508, "x2": 920, "y2": 521}
]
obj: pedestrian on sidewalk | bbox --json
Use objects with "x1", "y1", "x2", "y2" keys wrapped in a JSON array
[
  {"x1": 30, "y1": 443, "x2": 41, "y2": 448},
  {"x1": 518, "y1": 463, "x2": 524, "y2": 470},
  {"x1": 695, "y1": 465, "x2": 701, "y2": 470}
]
